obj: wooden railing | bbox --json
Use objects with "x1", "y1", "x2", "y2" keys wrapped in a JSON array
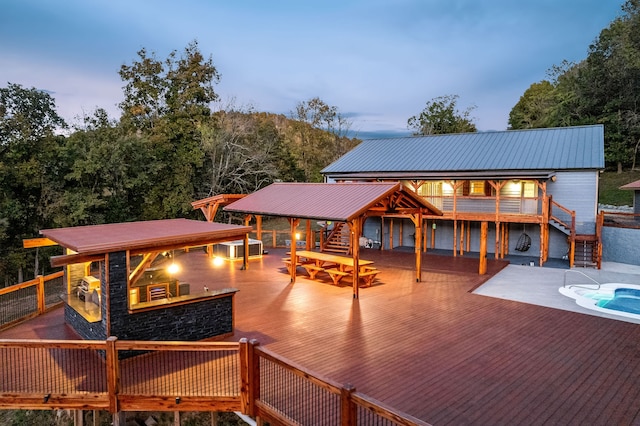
[
  {"x1": 0, "y1": 337, "x2": 430, "y2": 425},
  {"x1": 548, "y1": 197, "x2": 576, "y2": 236},
  {"x1": 600, "y1": 211, "x2": 640, "y2": 229},
  {"x1": 0, "y1": 271, "x2": 64, "y2": 330},
  {"x1": 251, "y1": 230, "x2": 321, "y2": 249}
]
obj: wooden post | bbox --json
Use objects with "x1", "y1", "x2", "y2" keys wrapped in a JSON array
[
  {"x1": 306, "y1": 219, "x2": 312, "y2": 250},
  {"x1": 459, "y1": 220, "x2": 464, "y2": 256},
  {"x1": 238, "y1": 339, "x2": 259, "y2": 417},
  {"x1": 350, "y1": 218, "x2": 361, "y2": 299},
  {"x1": 341, "y1": 383, "x2": 357, "y2": 426},
  {"x1": 37, "y1": 275, "x2": 45, "y2": 314},
  {"x1": 380, "y1": 217, "x2": 385, "y2": 251},
  {"x1": 256, "y1": 215, "x2": 263, "y2": 242},
  {"x1": 465, "y1": 221, "x2": 471, "y2": 253},
  {"x1": 288, "y1": 218, "x2": 299, "y2": 282},
  {"x1": 479, "y1": 222, "x2": 488, "y2": 275},
  {"x1": 73, "y1": 410, "x2": 84, "y2": 426},
  {"x1": 106, "y1": 336, "x2": 119, "y2": 414},
  {"x1": 243, "y1": 215, "x2": 251, "y2": 271},
  {"x1": 453, "y1": 220, "x2": 457, "y2": 257},
  {"x1": 495, "y1": 221, "x2": 500, "y2": 259},
  {"x1": 423, "y1": 219, "x2": 428, "y2": 252},
  {"x1": 389, "y1": 219, "x2": 394, "y2": 250},
  {"x1": 539, "y1": 223, "x2": 545, "y2": 267},
  {"x1": 414, "y1": 213, "x2": 422, "y2": 282},
  {"x1": 431, "y1": 221, "x2": 436, "y2": 249}
]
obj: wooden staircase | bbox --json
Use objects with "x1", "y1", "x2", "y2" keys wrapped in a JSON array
[
  {"x1": 573, "y1": 235, "x2": 599, "y2": 268},
  {"x1": 549, "y1": 197, "x2": 601, "y2": 269},
  {"x1": 321, "y1": 222, "x2": 351, "y2": 255}
]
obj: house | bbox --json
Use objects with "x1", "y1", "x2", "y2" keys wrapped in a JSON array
[{"x1": 321, "y1": 125, "x2": 605, "y2": 267}]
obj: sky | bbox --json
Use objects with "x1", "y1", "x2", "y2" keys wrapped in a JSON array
[{"x1": 1, "y1": 0, "x2": 625, "y2": 138}]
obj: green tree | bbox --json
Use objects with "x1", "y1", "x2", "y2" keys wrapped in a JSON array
[
  {"x1": 119, "y1": 40, "x2": 220, "y2": 218},
  {"x1": 290, "y1": 97, "x2": 358, "y2": 181},
  {"x1": 407, "y1": 94, "x2": 477, "y2": 135},
  {"x1": 0, "y1": 83, "x2": 66, "y2": 284},
  {"x1": 508, "y1": 81, "x2": 557, "y2": 129}
]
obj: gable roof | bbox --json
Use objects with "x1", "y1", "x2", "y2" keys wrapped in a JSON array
[
  {"x1": 224, "y1": 182, "x2": 442, "y2": 221},
  {"x1": 322, "y1": 125, "x2": 604, "y2": 180},
  {"x1": 620, "y1": 179, "x2": 640, "y2": 190}
]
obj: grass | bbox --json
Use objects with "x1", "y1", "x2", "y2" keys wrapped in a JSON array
[{"x1": 598, "y1": 170, "x2": 640, "y2": 206}]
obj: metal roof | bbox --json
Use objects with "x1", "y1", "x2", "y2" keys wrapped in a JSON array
[
  {"x1": 224, "y1": 182, "x2": 441, "y2": 221},
  {"x1": 620, "y1": 179, "x2": 640, "y2": 190},
  {"x1": 322, "y1": 125, "x2": 604, "y2": 177},
  {"x1": 41, "y1": 219, "x2": 252, "y2": 255}
]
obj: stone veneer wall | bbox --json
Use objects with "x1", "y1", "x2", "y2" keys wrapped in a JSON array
[{"x1": 64, "y1": 304, "x2": 107, "y2": 340}]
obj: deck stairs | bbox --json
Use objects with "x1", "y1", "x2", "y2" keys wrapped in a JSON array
[
  {"x1": 574, "y1": 235, "x2": 599, "y2": 268},
  {"x1": 549, "y1": 197, "x2": 600, "y2": 268},
  {"x1": 321, "y1": 222, "x2": 351, "y2": 255}
]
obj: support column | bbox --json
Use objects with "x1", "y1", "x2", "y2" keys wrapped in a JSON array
[
  {"x1": 349, "y1": 218, "x2": 361, "y2": 299},
  {"x1": 414, "y1": 212, "x2": 423, "y2": 282},
  {"x1": 288, "y1": 218, "x2": 300, "y2": 282},
  {"x1": 479, "y1": 221, "x2": 488, "y2": 275}
]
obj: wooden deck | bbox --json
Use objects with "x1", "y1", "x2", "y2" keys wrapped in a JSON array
[{"x1": 3, "y1": 248, "x2": 640, "y2": 425}]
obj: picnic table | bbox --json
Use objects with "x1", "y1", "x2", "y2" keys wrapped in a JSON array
[{"x1": 292, "y1": 250, "x2": 379, "y2": 286}]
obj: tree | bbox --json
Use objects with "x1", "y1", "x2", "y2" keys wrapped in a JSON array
[
  {"x1": 198, "y1": 109, "x2": 283, "y2": 197},
  {"x1": 290, "y1": 97, "x2": 358, "y2": 181},
  {"x1": 407, "y1": 95, "x2": 476, "y2": 135},
  {"x1": 119, "y1": 40, "x2": 220, "y2": 218},
  {"x1": 0, "y1": 83, "x2": 66, "y2": 284},
  {"x1": 508, "y1": 81, "x2": 557, "y2": 129}
]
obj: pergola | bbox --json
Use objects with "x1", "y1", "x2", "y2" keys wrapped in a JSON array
[{"x1": 221, "y1": 182, "x2": 443, "y2": 298}]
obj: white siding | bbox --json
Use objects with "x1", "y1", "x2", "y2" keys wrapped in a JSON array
[{"x1": 547, "y1": 171, "x2": 598, "y2": 234}]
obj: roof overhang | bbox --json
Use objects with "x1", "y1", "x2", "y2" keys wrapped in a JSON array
[
  {"x1": 223, "y1": 182, "x2": 442, "y2": 222},
  {"x1": 325, "y1": 171, "x2": 559, "y2": 181},
  {"x1": 41, "y1": 219, "x2": 252, "y2": 267}
]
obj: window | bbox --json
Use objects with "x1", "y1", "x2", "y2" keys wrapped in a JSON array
[
  {"x1": 470, "y1": 181, "x2": 486, "y2": 196},
  {"x1": 523, "y1": 181, "x2": 536, "y2": 198}
]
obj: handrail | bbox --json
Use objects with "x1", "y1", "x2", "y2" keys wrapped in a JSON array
[
  {"x1": 0, "y1": 336, "x2": 428, "y2": 425},
  {"x1": 563, "y1": 269, "x2": 601, "y2": 289},
  {"x1": 0, "y1": 271, "x2": 64, "y2": 330},
  {"x1": 549, "y1": 197, "x2": 576, "y2": 237}
]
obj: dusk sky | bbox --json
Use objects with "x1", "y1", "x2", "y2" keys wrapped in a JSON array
[{"x1": 1, "y1": 1, "x2": 624, "y2": 138}]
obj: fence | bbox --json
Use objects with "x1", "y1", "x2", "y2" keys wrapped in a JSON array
[
  {"x1": 0, "y1": 337, "x2": 430, "y2": 425},
  {"x1": 0, "y1": 271, "x2": 64, "y2": 330}
]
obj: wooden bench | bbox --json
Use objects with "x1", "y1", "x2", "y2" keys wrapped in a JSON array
[
  {"x1": 359, "y1": 268, "x2": 380, "y2": 287},
  {"x1": 282, "y1": 257, "x2": 302, "y2": 274},
  {"x1": 302, "y1": 264, "x2": 326, "y2": 280},
  {"x1": 325, "y1": 268, "x2": 350, "y2": 285}
]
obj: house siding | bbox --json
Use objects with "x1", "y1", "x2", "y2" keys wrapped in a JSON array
[{"x1": 547, "y1": 171, "x2": 598, "y2": 234}]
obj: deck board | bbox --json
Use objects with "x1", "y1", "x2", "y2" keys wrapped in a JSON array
[{"x1": 3, "y1": 248, "x2": 640, "y2": 425}]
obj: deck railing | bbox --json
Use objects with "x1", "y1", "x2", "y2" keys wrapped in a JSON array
[
  {"x1": 0, "y1": 337, "x2": 430, "y2": 425},
  {"x1": 0, "y1": 271, "x2": 64, "y2": 330},
  {"x1": 600, "y1": 211, "x2": 640, "y2": 229},
  {"x1": 249, "y1": 341, "x2": 430, "y2": 426}
]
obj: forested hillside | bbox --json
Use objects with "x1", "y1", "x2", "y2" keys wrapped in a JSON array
[
  {"x1": 0, "y1": 41, "x2": 359, "y2": 286},
  {"x1": 509, "y1": 0, "x2": 640, "y2": 173}
]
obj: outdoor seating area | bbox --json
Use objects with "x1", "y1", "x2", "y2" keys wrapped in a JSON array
[{"x1": 288, "y1": 250, "x2": 380, "y2": 286}]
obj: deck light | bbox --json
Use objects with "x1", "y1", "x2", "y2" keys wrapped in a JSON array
[{"x1": 212, "y1": 256, "x2": 224, "y2": 267}]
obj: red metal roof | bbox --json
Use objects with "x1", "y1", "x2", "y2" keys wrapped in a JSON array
[
  {"x1": 620, "y1": 179, "x2": 640, "y2": 190},
  {"x1": 40, "y1": 219, "x2": 252, "y2": 255},
  {"x1": 223, "y1": 182, "x2": 441, "y2": 221}
]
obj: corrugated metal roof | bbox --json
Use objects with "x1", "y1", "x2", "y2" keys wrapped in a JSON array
[
  {"x1": 224, "y1": 182, "x2": 439, "y2": 221},
  {"x1": 620, "y1": 179, "x2": 640, "y2": 190},
  {"x1": 322, "y1": 125, "x2": 604, "y2": 176},
  {"x1": 41, "y1": 219, "x2": 251, "y2": 255}
]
